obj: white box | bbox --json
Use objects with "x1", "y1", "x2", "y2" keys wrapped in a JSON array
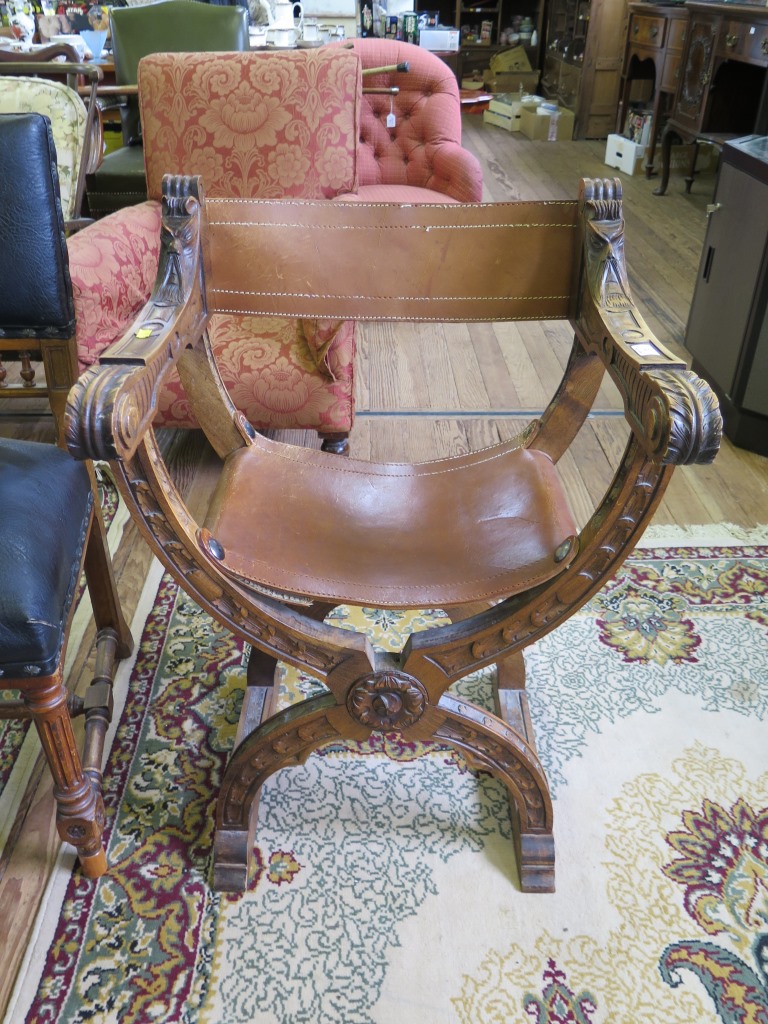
[
  {"x1": 604, "y1": 133, "x2": 646, "y2": 176},
  {"x1": 419, "y1": 28, "x2": 460, "y2": 51}
]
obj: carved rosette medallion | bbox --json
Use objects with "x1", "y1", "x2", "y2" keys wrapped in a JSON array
[{"x1": 346, "y1": 670, "x2": 428, "y2": 731}]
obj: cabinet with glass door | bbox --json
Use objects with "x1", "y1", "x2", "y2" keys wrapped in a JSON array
[{"x1": 541, "y1": 0, "x2": 629, "y2": 138}]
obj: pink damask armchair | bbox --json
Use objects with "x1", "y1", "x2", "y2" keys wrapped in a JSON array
[
  {"x1": 66, "y1": 43, "x2": 481, "y2": 447},
  {"x1": 68, "y1": 48, "x2": 361, "y2": 450}
]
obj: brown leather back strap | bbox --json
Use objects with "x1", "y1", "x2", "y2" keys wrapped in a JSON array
[{"x1": 206, "y1": 198, "x2": 579, "y2": 323}]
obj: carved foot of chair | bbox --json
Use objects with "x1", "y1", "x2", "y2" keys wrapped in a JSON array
[
  {"x1": 319, "y1": 432, "x2": 350, "y2": 456},
  {"x1": 517, "y1": 830, "x2": 556, "y2": 893},
  {"x1": 214, "y1": 691, "x2": 350, "y2": 890},
  {"x1": 435, "y1": 692, "x2": 555, "y2": 892}
]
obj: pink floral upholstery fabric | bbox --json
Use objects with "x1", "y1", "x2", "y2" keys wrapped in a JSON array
[
  {"x1": 157, "y1": 315, "x2": 355, "y2": 432},
  {"x1": 69, "y1": 50, "x2": 362, "y2": 432},
  {"x1": 139, "y1": 49, "x2": 360, "y2": 429},
  {"x1": 337, "y1": 39, "x2": 483, "y2": 203},
  {"x1": 138, "y1": 50, "x2": 361, "y2": 201},
  {"x1": 68, "y1": 200, "x2": 162, "y2": 373}
]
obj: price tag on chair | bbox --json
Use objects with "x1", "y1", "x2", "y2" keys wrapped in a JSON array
[{"x1": 387, "y1": 95, "x2": 395, "y2": 128}]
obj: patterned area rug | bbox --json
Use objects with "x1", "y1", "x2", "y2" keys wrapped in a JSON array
[{"x1": 4, "y1": 525, "x2": 768, "y2": 1024}]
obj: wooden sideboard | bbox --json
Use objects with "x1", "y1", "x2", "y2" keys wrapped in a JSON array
[
  {"x1": 617, "y1": 3, "x2": 688, "y2": 176},
  {"x1": 653, "y1": 1, "x2": 768, "y2": 194}
]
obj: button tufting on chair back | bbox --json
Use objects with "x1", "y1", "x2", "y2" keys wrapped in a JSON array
[{"x1": 338, "y1": 38, "x2": 483, "y2": 203}]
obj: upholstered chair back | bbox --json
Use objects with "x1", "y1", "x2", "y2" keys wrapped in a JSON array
[
  {"x1": 0, "y1": 78, "x2": 87, "y2": 221},
  {"x1": 110, "y1": 0, "x2": 250, "y2": 147},
  {"x1": 339, "y1": 38, "x2": 483, "y2": 203},
  {"x1": 126, "y1": 48, "x2": 362, "y2": 436},
  {"x1": 138, "y1": 49, "x2": 362, "y2": 201}
]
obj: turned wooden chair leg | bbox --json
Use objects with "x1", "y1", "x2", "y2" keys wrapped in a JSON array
[
  {"x1": 22, "y1": 675, "x2": 108, "y2": 878},
  {"x1": 82, "y1": 475, "x2": 133, "y2": 659}
]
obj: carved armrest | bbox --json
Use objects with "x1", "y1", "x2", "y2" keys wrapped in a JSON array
[
  {"x1": 65, "y1": 176, "x2": 209, "y2": 462},
  {"x1": 575, "y1": 179, "x2": 721, "y2": 466}
]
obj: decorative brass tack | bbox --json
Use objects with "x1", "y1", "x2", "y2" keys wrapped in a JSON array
[
  {"x1": 554, "y1": 539, "x2": 572, "y2": 563},
  {"x1": 200, "y1": 529, "x2": 225, "y2": 561}
]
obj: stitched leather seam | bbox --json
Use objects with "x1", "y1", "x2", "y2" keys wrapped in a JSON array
[
  {"x1": 212, "y1": 289, "x2": 571, "y2": 303},
  {"x1": 209, "y1": 220, "x2": 577, "y2": 231},
  {"x1": 208, "y1": 198, "x2": 576, "y2": 209},
  {"x1": 219, "y1": 556, "x2": 565, "y2": 598},
  {"x1": 243, "y1": 443, "x2": 552, "y2": 478},
  {"x1": 211, "y1": 309, "x2": 563, "y2": 322}
]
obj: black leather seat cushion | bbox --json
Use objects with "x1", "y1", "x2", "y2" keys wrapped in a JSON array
[{"x1": 0, "y1": 438, "x2": 92, "y2": 678}]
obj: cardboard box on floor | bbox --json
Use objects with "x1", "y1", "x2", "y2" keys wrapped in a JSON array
[
  {"x1": 483, "y1": 70, "x2": 540, "y2": 94},
  {"x1": 519, "y1": 103, "x2": 575, "y2": 141},
  {"x1": 482, "y1": 45, "x2": 539, "y2": 95},
  {"x1": 482, "y1": 91, "x2": 540, "y2": 131}
]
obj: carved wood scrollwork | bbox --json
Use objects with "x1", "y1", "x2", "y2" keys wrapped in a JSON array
[
  {"x1": 577, "y1": 178, "x2": 722, "y2": 467},
  {"x1": 220, "y1": 693, "x2": 342, "y2": 827},
  {"x1": 681, "y1": 30, "x2": 714, "y2": 112},
  {"x1": 436, "y1": 694, "x2": 551, "y2": 832},
  {"x1": 346, "y1": 670, "x2": 427, "y2": 730}
]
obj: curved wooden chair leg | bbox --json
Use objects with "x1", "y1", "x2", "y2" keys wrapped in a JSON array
[
  {"x1": 432, "y1": 693, "x2": 554, "y2": 892},
  {"x1": 215, "y1": 656, "x2": 554, "y2": 892},
  {"x1": 653, "y1": 124, "x2": 680, "y2": 196},
  {"x1": 214, "y1": 692, "x2": 355, "y2": 890}
]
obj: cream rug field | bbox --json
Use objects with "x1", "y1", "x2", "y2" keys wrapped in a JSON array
[{"x1": 4, "y1": 524, "x2": 767, "y2": 1024}]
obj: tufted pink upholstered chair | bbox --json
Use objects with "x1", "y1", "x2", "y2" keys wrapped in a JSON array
[
  {"x1": 67, "y1": 49, "x2": 362, "y2": 450},
  {"x1": 337, "y1": 38, "x2": 483, "y2": 204}
]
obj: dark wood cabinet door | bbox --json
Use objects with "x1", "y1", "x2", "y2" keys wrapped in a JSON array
[{"x1": 674, "y1": 13, "x2": 718, "y2": 133}]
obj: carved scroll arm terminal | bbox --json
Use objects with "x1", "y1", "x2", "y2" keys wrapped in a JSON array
[
  {"x1": 65, "y1": 175, "x2": 210, "y2": 463},
  {"x1": 573, "y1": 177, "x2": 721, "y2": 466}
]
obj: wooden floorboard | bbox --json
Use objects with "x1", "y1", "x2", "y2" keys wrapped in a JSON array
[{"x1": 0, "y1": 121, "x2": 766, "y2": 1016}]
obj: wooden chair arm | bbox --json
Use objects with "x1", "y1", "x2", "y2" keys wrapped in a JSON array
[
  {"x1": 573, "y1": 178, "x2": 721, "y2": 466},
  {"x1": 66, "y1": 174, "x2": 721, "y2": 472},
  {"x1": 78, "y1": 83, "x2": 139, "y2": 98},
  {"x1": 66, "y1": 176, "x2": 211, "y2": 462}
]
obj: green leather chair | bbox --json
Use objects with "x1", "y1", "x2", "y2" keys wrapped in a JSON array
[{"x1": 85, "y1": 0, "x2": 250, "y2": 218}]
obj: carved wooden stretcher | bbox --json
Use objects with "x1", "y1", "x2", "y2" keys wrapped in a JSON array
[{"x1": 65, "y1": 175, "x2": 721, "y2": 893}]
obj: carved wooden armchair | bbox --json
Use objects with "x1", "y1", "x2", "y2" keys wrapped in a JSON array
[{"x1": 66, "y1": 175, "x2": 721, "y2": 893}]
